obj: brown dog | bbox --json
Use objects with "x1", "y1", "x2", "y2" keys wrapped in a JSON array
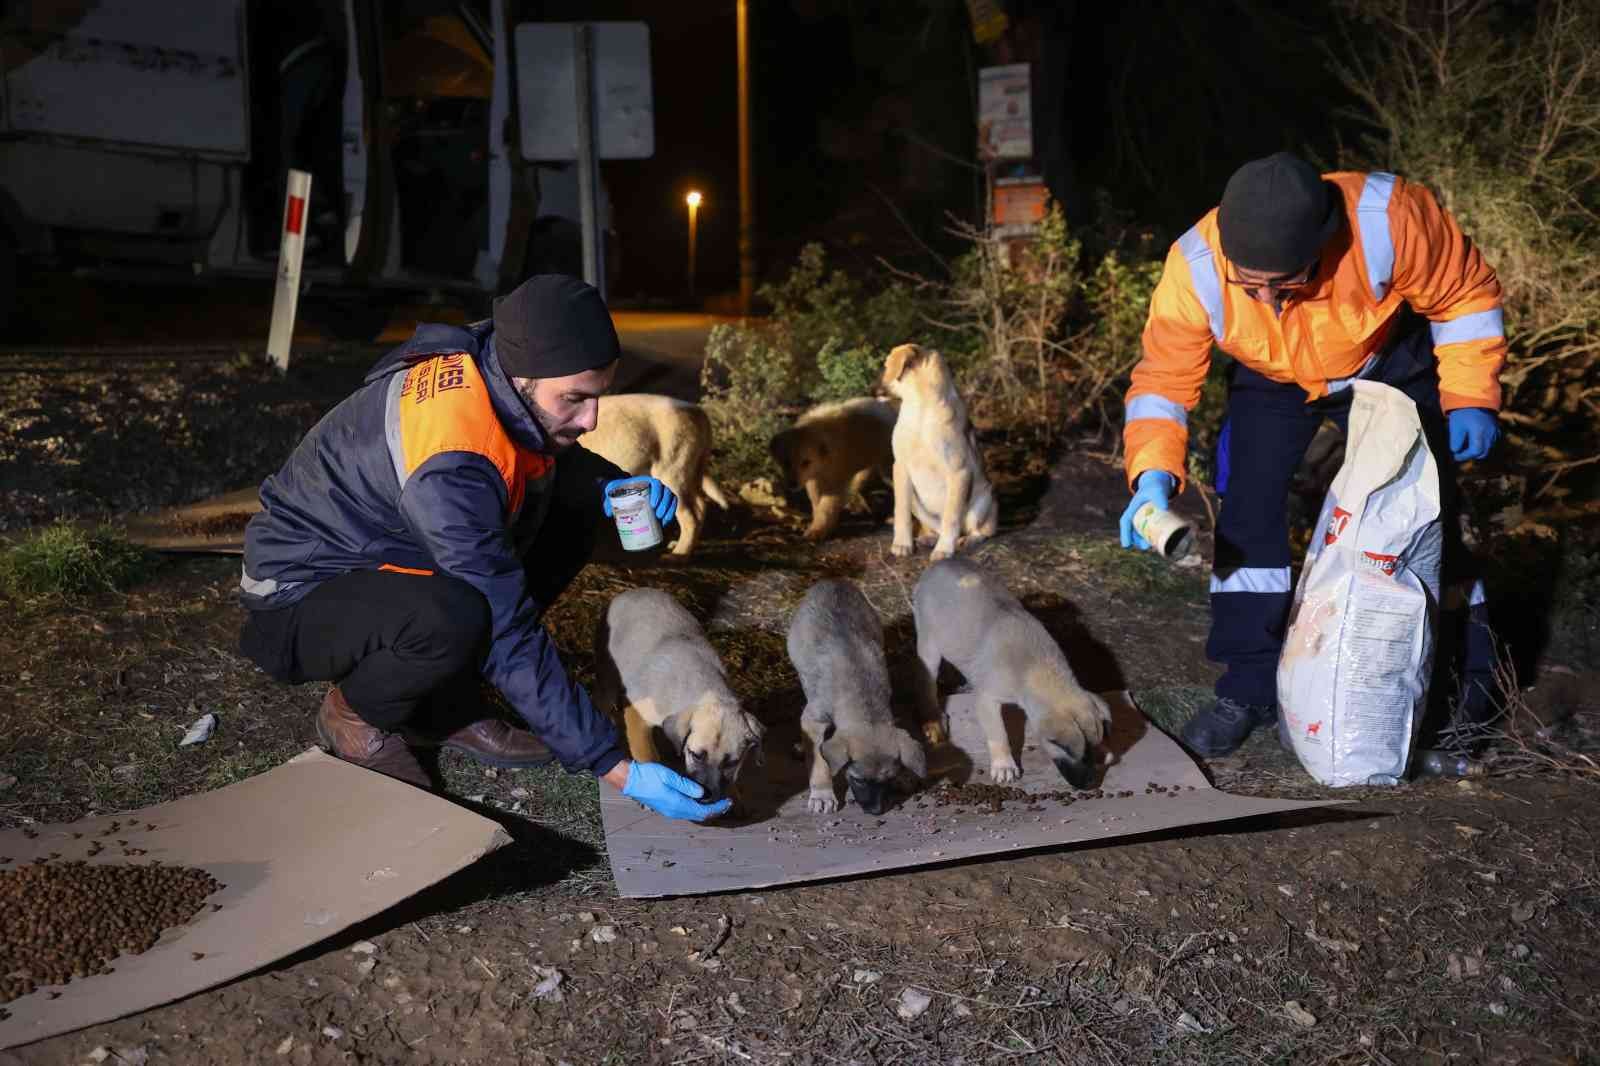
[
  {"x1": 581, "y1": 394, "x2": 730, "y2": 556},
  {"x1": 769, "y1": 397, "x2": 896, "y2": 541},
  {"x1": 880, "y1": 344, "x2": 997, "y2": 560}
]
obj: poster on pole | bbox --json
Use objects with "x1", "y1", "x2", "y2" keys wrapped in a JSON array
[{"x1": 978, "y1": 63, "x2": 1032, "y2": 161}]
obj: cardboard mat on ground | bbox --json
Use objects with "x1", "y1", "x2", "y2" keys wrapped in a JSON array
[
  {"x1": 602, "y1": 691, "x2": 1337, "y2": 898},
  {"x1": 0, "y1": 749, "x2": 508, "y2": 1050},
  {"x1": 122, "y1": 486, "x2": 258, "y2": 554}
]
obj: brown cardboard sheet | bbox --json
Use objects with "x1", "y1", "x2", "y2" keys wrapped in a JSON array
[
  {"x1": 0, "y1": 749, "x2": 508, "y2": 1050},
  {"x1": 121, "y1": 486, "x2": 258, "y2": 554},
  {"x1": 602, "y1": 691, "x2": 1337, "y2": 898}
]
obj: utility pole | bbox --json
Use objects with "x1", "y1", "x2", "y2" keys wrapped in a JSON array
[{"x1": 736, "y1": 0, "x2": 755, "y2": 314}]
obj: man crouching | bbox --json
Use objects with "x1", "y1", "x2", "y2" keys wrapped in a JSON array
[{"x1": 237, "y1": 275, "x2": 728, "y2": 823}]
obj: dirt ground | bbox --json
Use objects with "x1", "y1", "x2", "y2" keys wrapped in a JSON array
[{"x1": 2, "y1": 333, "x2": 1599, "y2": 1065}]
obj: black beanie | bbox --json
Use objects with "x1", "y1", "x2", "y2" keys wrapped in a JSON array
[
  {"x1": 492, "y1": 275, "x2": 621, "y2": 379},
  {"x1": 1217, "y1": 153, "x2": 1340, "y2": 274}
]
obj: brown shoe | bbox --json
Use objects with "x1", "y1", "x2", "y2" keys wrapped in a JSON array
[
  {"x1": 406, "y1": 717, "x2": 555, "y2": 769},
  {"x1": 316, "y1": 686, "x2": 432, "y2": 789}
]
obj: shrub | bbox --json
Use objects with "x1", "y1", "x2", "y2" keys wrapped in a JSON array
[
  {"x1": 697, "y1": 323, "x2": 803, "y2": 484},
  {"x1": 1330, "y1": 0, "x2": 1600, "y2": 438},
  {"x1": 0, "y1": 524, "x2": 157, "y2": 600}
]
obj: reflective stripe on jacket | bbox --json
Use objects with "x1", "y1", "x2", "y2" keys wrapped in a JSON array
[
  {"x1": 1124, "y1": 171, "x2": 1506, "y2": 488},
  {"x1": 241, "y1": 321, "x2": 628, "y2": 775}
]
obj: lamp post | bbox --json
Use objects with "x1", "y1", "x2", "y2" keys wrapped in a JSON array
[{"x1": 686, "y1": 190, "x2": 703, "y2": 301}]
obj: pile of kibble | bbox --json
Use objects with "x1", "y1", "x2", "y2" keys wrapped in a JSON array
[
  {"x1": 0, "y1": 861, "x2": 223, "y2": 1005},
  {"x1": 923, "y1": 781, "x2": 1198, "y2": 813}
]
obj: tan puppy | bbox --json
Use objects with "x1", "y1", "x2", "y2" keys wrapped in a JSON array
[
  {"x1": 769, "y1": 397, "x2": 896, "y2": 541},
  {"x1": 593, "y1": 589, "x2": 764, "y2": 805},
  {"x1": 911, "y1": 558, "x2": 1110, "y2": 788},
  {"x1": 880, "y1": 344, "x2": 997, "y2": 560},
  {"x1": 787, "y1": 579, "x2": 926, "y2": 814},
  {"x1": 581, "y1": 394, "x2": 730, "y2": 555}
]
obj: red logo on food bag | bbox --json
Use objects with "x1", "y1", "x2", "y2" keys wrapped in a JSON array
[
  {"x1": 1324, "y1": 506, "x2": 1352, "y2": 546},
  {"x1": 1306, "y1": 721, "x2": 1322, "y2": 737},
  {"x1": 1360, "y1": 551, "x2": 1401, "y2": 576}
]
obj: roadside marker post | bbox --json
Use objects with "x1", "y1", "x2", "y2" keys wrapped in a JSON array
[{"x1": 266, "y1": 168, "x2": 313, "y2": 372}]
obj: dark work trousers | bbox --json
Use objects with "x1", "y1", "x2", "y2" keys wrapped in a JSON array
[
  {"x1": 1209, "y1": 315, "x2": 1492, "y2": 712},
  {"x1": 239, "y1": 484, "x2": 606, "y2": 731}
]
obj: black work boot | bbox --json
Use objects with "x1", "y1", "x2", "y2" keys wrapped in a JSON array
[{"x1": 1181, "y1": 697, "x2": 1276, "y2": 758}]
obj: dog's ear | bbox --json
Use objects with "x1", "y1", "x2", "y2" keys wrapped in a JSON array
[
  {"x1": 661, "y1": 708, "x2": 694, "y2": 750},
  {"x1": 741, "y1": 712, "x2": 767, "y2": 766},
  {"x1": 818, "y1": 731, "x2": 852, "y2": 775},
  {"x1": 882, "y1": 343, "x2": 923, "y2": 385},
  {"x1": 895, "y1": 727, "x2": 928, "y2": 780}
]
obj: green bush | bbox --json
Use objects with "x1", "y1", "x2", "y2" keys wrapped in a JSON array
[
  {"x1": 698, "y1": 323, "x2": 805, "y2": 484},
  {"x1": 0, "y1": 524, "x2": 157, "y2": 599},
  {"x1": 698, "y1": 245, "x2": 954, "y2": 483},
  {"x1": 812, "y1": 338, "x2": 883, "y2": 404},
  {"x1": 1330, "y1": 0, "x2": 1600, "y2": 436}
]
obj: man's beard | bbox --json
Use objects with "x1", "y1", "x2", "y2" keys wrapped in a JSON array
[{"x1": 529, "y1": 397, "x2": 579, "y2": 451}]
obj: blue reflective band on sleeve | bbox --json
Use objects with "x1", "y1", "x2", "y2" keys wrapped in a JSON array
[
  {"x1": 1126, "y1": 394, "x2": 1189, "y2": 426},
  {"x1": 1430, "y1": 308, "x2": 1505, "y2": 347},
  {"x1": 1178, "y1": 225, "x2": 1225, "y2": 343},
  {"x1": 1357, "y1": 172, "x2": 1397, "y2": 302}
]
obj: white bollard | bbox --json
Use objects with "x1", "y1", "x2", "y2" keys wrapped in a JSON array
[{"x1": 266, "y1": 168, "x2": 313, "y2": 372}]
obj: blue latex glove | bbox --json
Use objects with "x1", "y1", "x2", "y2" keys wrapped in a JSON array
[
  {"x1": 1448, "y1": 408, "x2": 1499, "y2": 462},
  {"x1": 621, "y1": 761, "x2": 732, "y2": 822},
  {"x1": 601, "y1": 475, "x2": 678, "y2": 525},
  {"x1": 1118, "y1": 470, "x2": 1177, "y2": 550}
]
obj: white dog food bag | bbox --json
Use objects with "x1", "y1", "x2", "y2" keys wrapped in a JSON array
[{"x1": 1276, "y1": 381, "x2": 1443, "y2": 787}]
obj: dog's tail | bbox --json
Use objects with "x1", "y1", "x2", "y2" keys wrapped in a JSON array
[{"x1": 701, "y1": 474, "x2": 730, "y2": 510}]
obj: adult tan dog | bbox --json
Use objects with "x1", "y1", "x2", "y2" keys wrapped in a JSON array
[
  {"x1": 581, "y1": 394, "x2": 730, "y2": 555},
  {"x1": 593, "y1": 589, "x2": 765, "y2": 807},
  {"x1": 880, "y1": 344, "x2": 997, "y2": 560},
  {"x1": 911, "y1": 558, "x2": 1110, "y2": 788},
  {"x1": 769, "y1": 397, "x2": 896, "y2": 541}
]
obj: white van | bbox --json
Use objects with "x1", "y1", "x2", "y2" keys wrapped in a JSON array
[{"x1": 0, "y1": 0, "x2": 619, "y2": 335}]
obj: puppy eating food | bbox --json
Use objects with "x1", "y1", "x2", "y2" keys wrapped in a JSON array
[
  {"x1": 768, "y1": 397, "x2": 896, "y2": 541},
  {"x1": 787, "y1": 579, "x2": 926, "y2": 814},
  {"x1": 581, "y1": 394, "x2": 730, "y2": 556},
  {"x1": 880, "y1": 343, "x2": 997, "y2": 560},
  {"x1": 911, "y1": 558, "x2": 1110, "y2": 787},
  {"x1": 593, "y1": 589, "x2": 764, "y2": 806}
]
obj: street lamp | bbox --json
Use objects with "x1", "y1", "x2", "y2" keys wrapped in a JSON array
[{"x1": 686, "y1": 190, "x2": 703, "y2": 300}]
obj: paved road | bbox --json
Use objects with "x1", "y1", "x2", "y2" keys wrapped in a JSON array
[{"x1": 8, "y1": 275, "x2": 732, "y2": 399}]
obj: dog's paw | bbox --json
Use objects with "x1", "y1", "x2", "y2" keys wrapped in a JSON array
[
  {"x1": 890, "y1": 540, "x2": 914, "y2": 557},
  {"x1": 803, "y1": 525, "x2": 830, "y2": 543},
  {"x1": 956, "y1": 532, "x2": 989, "y2": 550},
  {"x1": 922, "y1": 720, "x2": 948, "y2": 746},
  {"x1": 930, "y1": 544, "x2": 958, "y2": 562},
  {"x1": 807, "y1": 789, "x2": 839, "y2": 814},
  {"x1": 989, "y1": 760, "x2": 1021, "y2": 784}
]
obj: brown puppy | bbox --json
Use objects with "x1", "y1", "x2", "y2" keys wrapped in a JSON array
[
  {"x1": 881, "y1": 344, "x2": 997, "y2": 560},
  {"x1": 769, "y1": 397, "x2": 896, "y2": 541},
  {"x1": 582, "y1": 394, "x2": 730, "y2": 556}
]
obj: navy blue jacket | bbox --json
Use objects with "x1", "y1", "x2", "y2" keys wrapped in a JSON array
[{"x1": 241, "y1": 321, "x2": 627, "y2": 774}]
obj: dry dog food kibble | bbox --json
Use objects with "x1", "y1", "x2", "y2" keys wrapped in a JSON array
[{"x1": 0, "y1": 861, "x2": 222, "y2": 1004}]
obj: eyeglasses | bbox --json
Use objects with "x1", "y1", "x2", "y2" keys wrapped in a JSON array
[{"x1": 1225, "y1": 259, "x2": 1319, "y2": 302}]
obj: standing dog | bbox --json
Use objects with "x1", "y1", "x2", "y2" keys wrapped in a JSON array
[
  {"x1": 769, "y1": 397, "x2": 897, "y2": 541},
  {"x1": 593, "y1": 589, "x2": 764, "y2": 805},
  {"x1": 880, "y1": 344, "x2": 997, "y2": 560},
  {"x1": 787, "y1": 579, "x2": 926, "y2": 814},
  {"x1": 581, "y1": 394, "x2": 730, "y2": 556},
  {"x1": 911, "y1": 558, "x2": 1110, "y2": 788}
]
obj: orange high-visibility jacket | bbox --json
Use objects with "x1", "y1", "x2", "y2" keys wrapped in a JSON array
[{"x1": 1124, "y1": 171, "x2": 1505, "y2": 488}]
